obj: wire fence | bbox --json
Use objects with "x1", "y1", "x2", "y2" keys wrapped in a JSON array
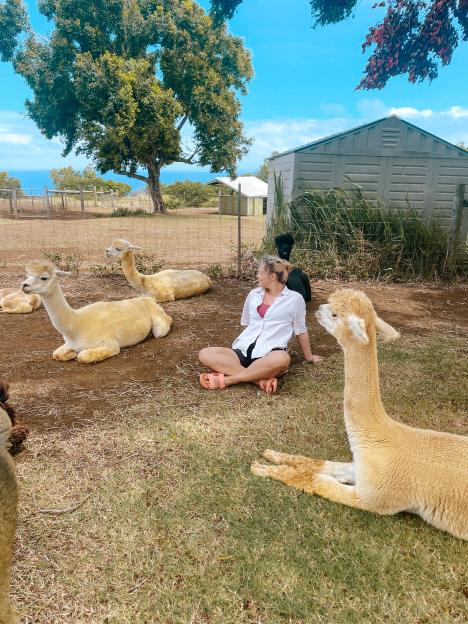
[
  {"x1": 0, "y1": 186, "x2": 156, "y2": 219},
  {"x1": 0, "y1": 194, "x2": 266, "y2": 273}
]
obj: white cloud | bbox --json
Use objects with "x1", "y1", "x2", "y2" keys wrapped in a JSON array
[
  {"x1": 389, "y1": 104, "x2": 468, "y2": 119},
  {"x1": 389, "y1": 106, "x2": 433, "y2": 118},
  {"x1": 0, "y1": 128, "x2": 32, "y2": 145},
  {"x1": 0, "y1": 111, "x2": 90, "y2": 170},
  {"x1": 239, "y1": 117, "x2": 351, "y2": 170}
]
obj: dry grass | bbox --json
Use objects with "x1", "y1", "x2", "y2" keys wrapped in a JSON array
[
  {"x1": 12, "y1": 333, "x2": 468, "y2": 623},
  {"x1": 0, "y1": 212, "x2": 265, "y2": 269}
]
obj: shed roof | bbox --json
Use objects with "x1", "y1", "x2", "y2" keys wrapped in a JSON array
[
  {"x1": 207, "y1": 176, "x2": 268, "y2": 197},
  {"x1": 270, "y1": 115, "x2": 468, "y2": 159}
]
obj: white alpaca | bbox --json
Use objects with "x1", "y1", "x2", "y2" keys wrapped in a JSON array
[
  {"x1": 252, "y1": 289, "x2": 468, "y2": 540},
  {"x1": 0, "y1": 287, "x2": 41, "y2": 314},
  {"x1": 21, "y1": 261, "x2": 172, "y2": 363},
  {"x1": 105, "y1": 239, "x2": 211, "y2": 302}
]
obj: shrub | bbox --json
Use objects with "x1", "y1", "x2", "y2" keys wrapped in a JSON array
[
  {"x1": 0, "y1": 171, "x2": 22, "y2": 198},
  {"x1": 134, "y1": 254, "x2": 164, "y2": 274},
  {"x1": 43, "y1": 252, "x2": 83, "y2": 275},
  {"x1": 109, "y1": 207, "x2": 150, "y2": 217},
  {"x1": 164, "y1": 180, "x2": 217, "y2": 208}
]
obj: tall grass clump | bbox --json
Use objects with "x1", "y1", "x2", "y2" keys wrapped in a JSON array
[
  {"x1": 268, "y1": 172, "x2": 290, "y2": 236},
  {"x1": 267, "y1": 185, "x2": 465, "y2": 281}
]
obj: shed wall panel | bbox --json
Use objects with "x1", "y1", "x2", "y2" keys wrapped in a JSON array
[{"x1": 268, "y1": 117, "x2": 468, "y2": 238}]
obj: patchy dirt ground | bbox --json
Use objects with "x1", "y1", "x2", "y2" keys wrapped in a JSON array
[{"x1": 0, "y1": 267, "x2": 466, "y2": 434}]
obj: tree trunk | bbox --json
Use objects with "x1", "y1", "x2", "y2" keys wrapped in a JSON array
[{"x1": 148, "y1": 163, "x2": 167, "y2": 214}]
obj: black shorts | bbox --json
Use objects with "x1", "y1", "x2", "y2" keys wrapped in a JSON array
[{"x1": 233, "y1": 342, "x2": 287, "y2": 368}]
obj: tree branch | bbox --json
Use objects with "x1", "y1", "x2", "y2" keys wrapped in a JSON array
[
  {"x1": 177, "y1": 114, "x2": 189, "y2": 132},
  {"x1": 175, "y1": 146, "x2": 201, "y2": 165},
  {"x1": 115, "y1": 170, "x2": 148, "y2": 182},
  {"x1": 28, "y1": 27, "x2": 51, "y2": 44}
]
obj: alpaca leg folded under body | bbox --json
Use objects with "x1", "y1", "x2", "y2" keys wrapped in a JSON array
[
  {"x1": 76, "y1": 345, "x2": 120, "y2": 363},
  {"x1": 151, "y1": 315, "x2": 172, "y2": 338},
  {"x1": 53, "y1": 344, "x2": 78, "y2": 361}
]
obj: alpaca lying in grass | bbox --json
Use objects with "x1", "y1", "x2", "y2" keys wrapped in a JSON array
[
  {"x1": 252, "y1": 289, "x2": 468, "y2": 540},
  {"x1": 0, "y1": 383, "x2": 18, "y2": 624},
  {"x1": 0, "y1": 287, "x2": 41, "y2": 314},
  {"x1": 21, "y1": 260, "x2": 173, "y2": 363},
  {"x1": 105, "y1": 239, "x2": 211, "y2": 302}
]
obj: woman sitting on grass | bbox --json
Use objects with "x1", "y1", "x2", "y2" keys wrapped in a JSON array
[{"x1": 199, "y1": 255, "x2": 322, "y2": 394}]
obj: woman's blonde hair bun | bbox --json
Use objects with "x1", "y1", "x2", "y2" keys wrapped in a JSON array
[{"x1": 259, "y1": 255, "x2": 291, "y2": 284}]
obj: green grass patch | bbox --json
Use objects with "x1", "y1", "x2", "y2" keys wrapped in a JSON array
[{"x1": 13, "y1": 334, "x2": 468, "y2": 623}]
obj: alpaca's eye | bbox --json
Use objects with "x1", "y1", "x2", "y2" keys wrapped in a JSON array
[
  {"x1": 40, "y1": 277, "x2": 48, "y2": 281},
  {"x1": 331, "y1": 313, "x2": 337, "y2": 318}
]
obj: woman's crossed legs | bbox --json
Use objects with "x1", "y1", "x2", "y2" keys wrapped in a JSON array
[{"x1": 199, "y1": 347, "x2": 290, "y2": 392}]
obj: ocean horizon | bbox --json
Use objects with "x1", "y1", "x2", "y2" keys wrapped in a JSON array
[{"x1": 7, "y1": 169, "x2": 219, "y2": 192}]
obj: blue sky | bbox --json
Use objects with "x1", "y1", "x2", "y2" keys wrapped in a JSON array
[{"x1": 1, "y1": 0, "x2": 467, "y2": 183}]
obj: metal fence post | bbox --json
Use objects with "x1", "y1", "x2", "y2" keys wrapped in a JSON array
[
  {"x1": 12, "y1": 188, "x2": 18, "y2": 219},
  {"x1": 445, "y1": 184, "x2": 465, "y2": 269},
  {"x1": 44, "y1": 186, "x2": 51, "y2": 218},
  {"x1": 237, "y1": 183, "x2": 242, "y2": 277},
  {"x1": 80, "y1": 188, "x2": 85, "y2": 218}
]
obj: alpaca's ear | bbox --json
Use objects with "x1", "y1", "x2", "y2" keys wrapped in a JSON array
[
  {"x1": 347, "y1": 314, "x2": 369, "y2": 344},
  {"x1": 128, "y1": 243, "x2": 142, "y2": 250},
  {"x1": 56, "y1": 270, "x2": 72, "y2": 277},
  {"x1": 376, "y1": 317, "x2": 400, "y2": 343}
]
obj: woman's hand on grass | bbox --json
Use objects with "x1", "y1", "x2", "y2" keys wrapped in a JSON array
[{"x1": 304, "y1": 354, "x2": 323, "y2": 363}]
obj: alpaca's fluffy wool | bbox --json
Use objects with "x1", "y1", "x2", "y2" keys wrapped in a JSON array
[
  {"x1": 22, "y1": 260, "x2": 173, "y2": 363},
  {"x1": 0, "y1": 287, "x2": 42, "y2": 314},
  {"x1": 106, "y1": 239, "x2": 211, "y2": 303}
]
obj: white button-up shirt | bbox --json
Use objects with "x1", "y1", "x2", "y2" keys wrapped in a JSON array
[{"x1": 232, "y1": 286, "x2": 307, "y2": 358}]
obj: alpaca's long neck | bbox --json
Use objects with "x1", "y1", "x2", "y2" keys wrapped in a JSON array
[
  {"x1": 342, "y1": 330, "x2": 392, "y2": 434},
  {"x1": 121, "y1": 251, "x2": 144, "y2": 292},
  {"x1": 41, "y1": 284, "x2": 77, "y2": 336}
]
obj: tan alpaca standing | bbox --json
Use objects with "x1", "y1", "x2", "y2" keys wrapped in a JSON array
[
  {"x1": 0, "y1": 383, "x2": 18, "y2": 624},
  {"x1": 105, "y1": 239, "x2": 211, "y2": 302},
  {"x1": 252, "y1": 289, "x2": 468, "y2": 540},
  {"x1": 0, "y1": 288, "x2": 41, "y2": 314}
]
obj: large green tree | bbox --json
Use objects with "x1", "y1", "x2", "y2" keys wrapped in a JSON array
[
  {"x1": 0, "y1": 1, "x2": 253, "y2": 212},
  {"x1": 210, "y1": 1, "x2": 468, "y2": 89}
]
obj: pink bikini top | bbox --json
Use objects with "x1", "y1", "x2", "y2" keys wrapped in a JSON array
[{"x1": 257, "y1": 303, "x2": 271, "y2": 318}]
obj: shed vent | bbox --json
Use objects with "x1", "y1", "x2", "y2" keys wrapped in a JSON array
[{"x1": 381, "y1": 128, "x2": 400, "y2": 149}]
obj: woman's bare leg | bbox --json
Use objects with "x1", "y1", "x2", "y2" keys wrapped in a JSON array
[
  {"x1": 199, "y1": 347, "x2": 245, "y2": 376},
  {"x1": 199, "y1": 347, "x2": 290, "y2": 389},
  {"x1": 224, "y1": 351, "x2": 290, "y2": 387}
]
